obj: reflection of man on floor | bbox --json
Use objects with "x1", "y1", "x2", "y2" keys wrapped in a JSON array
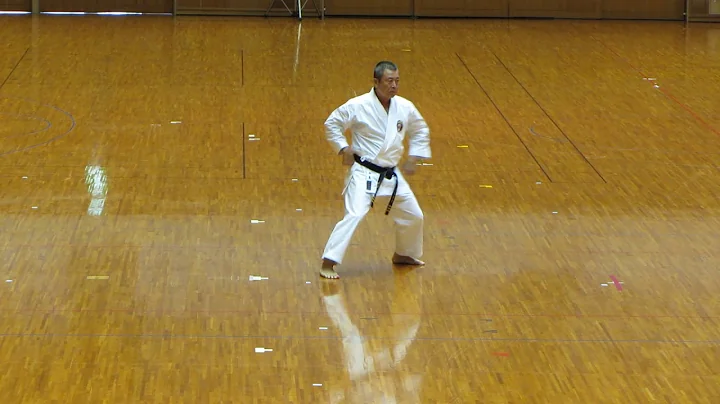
[{"x1": 321, "y1": 274, "x2": 423, "y2": 402}]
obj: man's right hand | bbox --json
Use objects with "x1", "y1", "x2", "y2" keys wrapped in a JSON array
[{"x1": 340, "y1": 146, "x2": 355, "y2": 166}]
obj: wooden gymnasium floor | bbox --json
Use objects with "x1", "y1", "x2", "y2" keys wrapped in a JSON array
[{"x1": 1, "y1": 14, "x2": 720, "y2": 403}]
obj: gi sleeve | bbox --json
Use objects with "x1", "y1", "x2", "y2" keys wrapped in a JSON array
[
  {"x1": 406, "y1": 103, "x2": 431, "y2": 159},
  {"x1": 324, "y1": 102, "x2": 355, "y2": 154}
]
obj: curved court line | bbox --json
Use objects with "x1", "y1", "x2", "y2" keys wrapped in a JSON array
[
  {"x1": 447, "y1": 136, "x2": 720, "y2": 161},
  {"x1": 496, "y1": 129, "x2": 720, "y2": 171},
  {"x1": 0, "y1": 331, "x2": 715, "y2": 345},
  {"x1": 0, "y1": 96, "x2": 76, "y2": 157},
  {"x1": 498, "y1": 124, "x2": 720, "y2": 158},
  {"x1": 0, "y1": 112, "x2": 53, "y2": 139},
  {"x1": 527, "y1": 126, "x2": 720, "y2": 170},
  {"x1": 590, "y1": 36, "x2": 720, "y2": 139},
  {"x1": 456, "y1": 51, "x2": 718, "y2": 177}
]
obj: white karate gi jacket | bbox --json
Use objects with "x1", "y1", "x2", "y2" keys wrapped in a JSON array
[{"x1": 324, "y1": 88, "x2": 431, "y2": 168}]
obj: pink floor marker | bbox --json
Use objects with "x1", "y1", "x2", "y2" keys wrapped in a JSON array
[{"x1": 609, "y1": 275, "x2": 623, "y2": 291}]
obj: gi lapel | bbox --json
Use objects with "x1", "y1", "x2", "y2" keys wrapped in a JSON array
[
  {"x1": 379, "y1": 95, "x2": 398, "y2": 155},
  {"x1": 369, "y1": 87, "x2": 388, "y2": 126}
]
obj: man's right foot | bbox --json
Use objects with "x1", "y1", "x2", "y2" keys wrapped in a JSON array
[{"x1": 392, "y1": 253, "x2": 425, "y2": 266}]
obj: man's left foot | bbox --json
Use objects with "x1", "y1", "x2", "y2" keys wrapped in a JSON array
[
  {"x1": 320, "y1": 258, "x2": 340, "y2": 279},
  {"x1": 392, "y1": 253, "x2": 425, "y2": 266}
]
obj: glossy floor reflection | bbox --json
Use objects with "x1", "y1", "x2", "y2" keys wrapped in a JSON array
[{"x1": 1, "y1": 14, "x2": 720, "y2": 403}]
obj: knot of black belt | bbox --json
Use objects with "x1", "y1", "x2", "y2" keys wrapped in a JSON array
[{"x1": 354, "y1": 154, "x2": 398, "y2": 215}]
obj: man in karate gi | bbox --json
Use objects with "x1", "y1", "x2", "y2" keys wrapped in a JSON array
[{"x1": 320, "y1": 61, "x2": 432, "y2": 279}]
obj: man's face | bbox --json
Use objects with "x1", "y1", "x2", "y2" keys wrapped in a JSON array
[{"x1": 374, "y1": 69, "x2": 400, "y2": 99}]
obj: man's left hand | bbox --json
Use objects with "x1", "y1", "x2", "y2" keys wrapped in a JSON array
[{"x1": 401, "y1": 156, "x2": 421, "y2": 175}]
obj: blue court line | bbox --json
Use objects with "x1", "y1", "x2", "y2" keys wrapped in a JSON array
[{"x1": 0, "y1": 332, "x2": 717, "y2": 345}]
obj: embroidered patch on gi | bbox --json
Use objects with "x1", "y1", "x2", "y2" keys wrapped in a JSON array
[{"x1": 396, "y1": 120, "x2": 404, "y2": 132}]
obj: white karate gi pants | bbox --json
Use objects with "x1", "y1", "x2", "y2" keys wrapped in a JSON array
[{"x1": 322, "y1": 162, "x2": 424, "y2": 264}]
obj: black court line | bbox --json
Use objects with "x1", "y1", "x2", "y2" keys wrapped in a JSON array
[
  {"x1": 487, "y1": 48, "x2": 608, "y2": 184},
  {"x1": 242, "y1": 122, "x2": 246, "y2": 179},
  {"x1": 0, "y1": 47, "x2": 28, "y2": 91},
  {"x1": 455, "y1": 52, "x2": 553, "y2": 183}
]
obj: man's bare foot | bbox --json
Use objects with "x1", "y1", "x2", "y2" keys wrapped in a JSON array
[
  {"x1": 320, "y1": 258, "x2": 340, "y2": 279},
  {"x1": 392, "y1": 253, "x2": 425, "y2": 266}
]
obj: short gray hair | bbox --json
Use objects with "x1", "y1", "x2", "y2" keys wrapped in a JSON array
[{"x1": 374, "y1": 61, "x2": 398, "y2": 80}]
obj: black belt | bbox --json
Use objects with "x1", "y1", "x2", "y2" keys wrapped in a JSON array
[{"x1": 354, "y1": 154, "x2": 398, "y2": 215}]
